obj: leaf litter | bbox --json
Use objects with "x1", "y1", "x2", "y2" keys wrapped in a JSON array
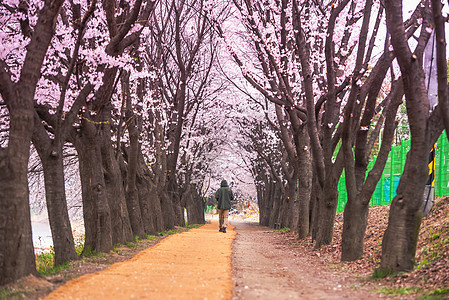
[{"x1": 269, "y1": 196, "x2": 449, "y2": 298}]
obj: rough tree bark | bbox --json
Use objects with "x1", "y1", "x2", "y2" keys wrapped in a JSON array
[
  {"x1": 121, "y1": 71, "x2": 145, "y2": 239},
  {"x1": 29, "y1": 1, "x2": 97, "y2": 266},
  {"x1": 184, "y1": 182, "x2": 205, "y2": 225},
  {"x1": 32, "y1": 117, "x2": 78, "y2": 265},
  {"x1": 100, "y1": 107, "x2": 134, "y2": 244},
  {"x1": 74, "y1": 118, "x2": 113, "y2": 253},
  {"x1": 136, "y1": 151, "x2": 165, "y2": 233},
  {"x1": 296, "y1": 128, "x2": 312, "y2": 239},
  {"x1": 257, "y1": 173, "x2": 271, "y2": 226},
  {"x1": 293, "y1": 0, "x2": 350, "y2": 248},
  {"x1": 340, "y1": 0, "x2": 427, "y2": 261},
  {"x1": 341, "y1": 79, "x2": 404, "y2": 261},
  {"x1": 0, "y1": 0, "x2": 65, "y2": 285},
  {"x1": 74, "y1": 0, "x2": 156, "y2": 248},
  {"x1": 381, "y1": 0, "x2": 444, "y2": 272}
]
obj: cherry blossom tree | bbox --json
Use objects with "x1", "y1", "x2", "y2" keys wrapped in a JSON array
[
  {"x1": 236, "y1": 112, "x2": 287, "y2": 228},
  {"x1": 144, "y1": 0, "x2": 221, "y2": 227},
  {"x1": 380, "y1": 0, "x2": 445, "y2": 272},
  {"x1": 31, "y1": 0, "x2": 98, "y2": 266},
  {"x1": 211, "y1": 0, "x2": 315, "y2": 236},
  {"x1": 294, "y1": 0, "x2": 360, "y2": 248},
  {"x1": 72, "y1": 0, "x2": 156, "y2": 252},
  {"x1": 338, "y1": 0, "x2": 438, "y2": 261},
  {"x1": 0, "y1": 0, "x2": 66, "y2": 285}
]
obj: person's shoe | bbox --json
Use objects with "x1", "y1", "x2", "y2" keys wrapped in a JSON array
[
  {"x1": 222, "y1": 227, "x2": 226, "y2": 233},
  {"x1": 219, "y1": 227, "x2": 223, "y2": 232}
]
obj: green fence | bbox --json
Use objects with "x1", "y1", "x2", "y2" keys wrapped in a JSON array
[{"x1": 337, "y1": 133, "x2": 449, "y2": 212}]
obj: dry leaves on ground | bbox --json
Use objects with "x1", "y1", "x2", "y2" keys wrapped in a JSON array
[{"x1": 271, "y1": 197, "x2": 449, "y2": 297}]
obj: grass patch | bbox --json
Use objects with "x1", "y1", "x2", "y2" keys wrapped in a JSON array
[
  {"x1": 145, "y1": 234, "x2": 157, "y2": 240},
  {"x1": 417, "y1": 296, "x2": 446, "y2": 300},
  {"x1": 158, "y1": 229, "x2": 175, "y2": 236},
  {"x1": 0, "y1": 287, "x2": 31, "y2": 299},
  {"x1": 81, "y1": 245, "x2": 95, "y2": 257},
  {"x1": 416, "y1": 287, "x2": 449, "y2": 299},
  {"x1": 39, "y1": 261, "x2": 71, "y2": 276},
  {"x1": 74, "y1": 234, "x2": 85, "y2": 256},
  {"x1": 81, "y1": 246, "x2": 105, "y2": 258},
  {"x1": 125, "y1": 242, "x2": 137, "y2": 248},
  {"x1": 415, "y1": 258, "x2": 431, "y2": 270},
  {"x1": 372, "y1": 267, "x2": 395, "y2": 279},
  {"x1": 36, "y1": 249, "x2": 71, "y2": 276},
  {"x1": 0, "y1": 287, "x2": 12, "y2": 298},
  {"x1": 36, "y1": 250, "x2": 55, "y2": 274},
  {"x1": 186, "y1": 224, "x2": 202, "y2": 229},
  {"x1": 375, "y1": 286, "x2": 421, "y2": 296},
  {"x1": 431, "y1": 233, "x2": 440, "y2": 240}
]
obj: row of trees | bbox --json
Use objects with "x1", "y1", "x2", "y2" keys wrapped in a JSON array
[
  {"x1": 0, "y1": 0, "x2": 237, "y2": 285},
  {"x1": 1, "y1": 0, "x2": 449, "y2": 287},
  {"x1": 221, "y1": 0, "x2": 448, "y2": 274}
]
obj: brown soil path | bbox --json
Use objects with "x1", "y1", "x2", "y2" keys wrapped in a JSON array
[
  {"x1": 232, "y1": 219, "x2": 381, "y2": 299},
  {"x1": 45, "y1": 221, "x2": 235, "y2": 300}
]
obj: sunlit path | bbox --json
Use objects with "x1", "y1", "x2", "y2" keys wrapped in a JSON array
[{"x1": 45, "y1": 221, "x2": 235, "y2": 300}]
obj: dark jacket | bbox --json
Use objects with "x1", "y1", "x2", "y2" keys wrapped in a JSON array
[{"x1": 215, "y1": 180, "x2": 234, "y2": 210}]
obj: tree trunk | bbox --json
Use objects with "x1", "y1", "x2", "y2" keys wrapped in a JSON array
[
  {"x1": 32, "y1": 114, "x2": 78, "y2": 265},
  {"x1": 381, "y1": 0, "x2": 444, "y2": 273},
  {"x1": 296, "y1": 129, "x2": 312, "y2": 239},
  {"x1": 280, "y1": 195, "x2": 290, "y2": 229},
  {"x1": 341, "y1": 78, "x2": 403, "y2": 261},
  {"x1": 168, "y1": 177, "x2": 184, "y2": 227},
  {"x1": 137, "y1": 153, "x2": 165, "y2": 233},
  {"x1": 341, "y1": 198, "x2": 369, "y2": 261},
  {"x1": 185, "y1": 185, "x2": 205, "y2": 225},
  {"x1": 121, "y1": 70, "x2": 145, "y2": 239},
  {"x1": 123, "y1": 131, "x2": 145, "y2": 239},
  {"x1": 75, "y1": 121, "x2": 113, "y2": 253},
  {"x1": 310, "y1": 176, "x2": 319, "y2": 241},
  {"x1": 75, "y1": 141, "x2": 94, "y2": 251},
  {"x1": 159, "y1": 189, "x2": 176, "y2": 230},
  {"x1": 256, "y1": 183, "x2": 265, "y2": 225},
  {"x1": 380, "y1": 152, "x2": 428, "y2": 272},
  {"x1": 0, "y1": 0, "x2": 65, "y2": 284},
  {"x1": 101, "y1": 143, "x2": 134, "y2": 244},
  {"x1": 286, "y1": 178, "x2": 298, "y2": 229},
  {"x1": 40, "y1": 149, "x2": 79, "y2": 264},
  {"x1": 152, "y1": 121, "x2": 176, "y2": 230},
  {"x1": 32, "y1": 136, "x2": 78, "y2": 265},
  {"x1": 313, "y1": 149, "x2": 344, "y2": 248},
  {"x1": 297, "y1": 160, "x2": 312, "y2": 239},
  {"x1": 258, "y1": 179, "x2": 271, "y2": 226},
  {"x1": 269, "y1": 183, "x2": 282, "y2": 228},
  {"x1": 0, "y1": 142, "x2": 36, "y2": 285},
  {"x1": 99, "y1": 109, "x2": 134, "y2": 244},
  {"x1": 314, "y1": 173, "x2": 340, "y2": 248},
  {"x1": 135, "y1": 174, "x2": 156, "y2": 234},
  {"x1": 0, "y1": 93, "x2": 37, "y2": 285}
]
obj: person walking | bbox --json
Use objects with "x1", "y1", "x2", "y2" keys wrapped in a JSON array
[{"x1": 215, "y1": 179, "x2": 234, "y2": 233}]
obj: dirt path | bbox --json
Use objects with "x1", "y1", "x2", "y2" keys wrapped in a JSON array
[
  {"x1": 232, "y1": 220, "x2": 380, "y2": 299},
  {"x1": 43, "y1": 219, "x2": 381, "y2": 300},
  {"x1": 45, "y1": 221, "x2": 235, "y2": 300}
]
